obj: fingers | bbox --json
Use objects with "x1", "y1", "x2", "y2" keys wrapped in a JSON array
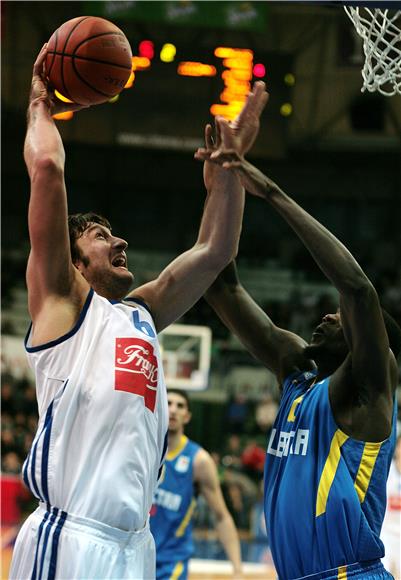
[
  {"x1": 216, "y1": 116, "x2": 236, "y2": 149},
  {"x1": 222, "y1": 160, "x2": 242, "y2": 169},
  {"x1": 210, "y1": 149, "x2": 240, "y2": 163},
  {"x1": 252, "y1": 81, "x2": 269, "y2": 116},
  {"x1": 215, "y1": 116, "x2": 222, "y2": 149},
  {"x1": 194, "y1": 148, "x2": 210, "y2": 161},
  {"x1": 33, "y1": 43, "x2": 48, "y2": 76},
  {"x1": 195, "y1": 147, "x2": 240, "y2": 164},
  {"x1": 204, "y1": 123, "x2": 213, "y2": 149},
  {"x1": 240, "y1": 81, "x2": 269, "y2": 120}
]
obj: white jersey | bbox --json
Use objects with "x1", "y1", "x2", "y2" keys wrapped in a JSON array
[{"x1": 22, "y1": 289, "x2": 169, "y2": 531}]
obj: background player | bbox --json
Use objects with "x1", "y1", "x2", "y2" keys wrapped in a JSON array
[
  {"x1": 381, "y1": 434, "x2": 401, "y2": 578},
  {"x1": 195, "y1": 145, "x2": 401, "y2": 579},
  {"x1": 9, "y1": 44, "x2": 267, "y2": 580},
  {"x1": 150, "y1": 389, "x2": 242, "y2": 580}
]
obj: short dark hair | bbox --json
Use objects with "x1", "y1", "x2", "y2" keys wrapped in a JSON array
[
  {"x1": 68, "y1": 212, "x2": 110, "y2": 263},
  {"x1": 167, "y1": 388, "x2": 191, "y2": 411},
  {"x1": 382, "y1": 309, "x2": 401, "y2": 359}
]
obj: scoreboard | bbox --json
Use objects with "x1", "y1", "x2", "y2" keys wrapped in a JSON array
[{"x1": 57, "y1": 38, "x2": 294, "y2": 159}]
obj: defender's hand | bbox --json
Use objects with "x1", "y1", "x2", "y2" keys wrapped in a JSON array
[
  {"x1": 226, "y1": 80, "x2": 269, "y2": 155},
  {"x1": 198, "y1": 149, "x2": 281, "y2": 201},
  {"x1": 202, "y1": 119, "x2": 224, "y2": 192},
  {"x1": 195, "y1": 81, "x2": 268, "y2": 167}
]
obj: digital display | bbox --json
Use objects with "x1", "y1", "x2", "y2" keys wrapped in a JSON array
[{"x1": 56, "y1": 38, "x2": 293, "y2": 159}]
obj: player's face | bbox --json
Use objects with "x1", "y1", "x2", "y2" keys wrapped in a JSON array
[
  {"x1": 167, "y1": 393, "x2": 191, "y2": 434},
  {"x1": 74, "y1": 223, "x2": 134, "y2": 300},
  {"x1": 307, "y1": 309, "x2": 348, "y2": 360}
]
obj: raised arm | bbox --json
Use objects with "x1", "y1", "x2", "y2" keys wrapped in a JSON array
[
  {"x1": 130, "y1": 82, "x2": 268, "y2": 333},
  {"x1": 201, "y1": 152, "x2": 397, "y2": 434},
  {"x1": 194, "y1": 449, "x2": 242, "y2": 578},
  {"x1": 25, "y1": 45, "x2": 89, "y2": 342},
  {"x1": 205, "y1": 262, "x2": 313, "y2": 384}
]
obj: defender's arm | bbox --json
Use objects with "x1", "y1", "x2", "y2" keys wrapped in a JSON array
[
  {"x1": 202, "y1": 153, "x2": 396, "y2": 424},
  {"x1": 205, "y1": 262, "x2": 313, "y2": 385}
]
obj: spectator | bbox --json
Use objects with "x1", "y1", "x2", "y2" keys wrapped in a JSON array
[
  {"x1": 381, "y1": 435, "x2": 401, "y2": 579},
  {"x1": 222, "y1": 434, "x2": 243, "y2": 471},
  {"x1": 226, "y1": 393, "x2": 249, "y2": 434},
  {"x1": 255, "y1": 394, "x2": 278, "y2": 435}
]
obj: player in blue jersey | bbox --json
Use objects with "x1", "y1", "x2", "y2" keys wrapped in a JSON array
[
  {"x1": 150, "y1": 389, "x2": 242, "y2": 579},
  {"x1": 194, "y1": 144, "x2": 401, "y2": 579}
]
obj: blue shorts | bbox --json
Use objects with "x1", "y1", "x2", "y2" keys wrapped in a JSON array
[
  {"x1": 295, "y1": 559, "x2": 394, "y2": 580},
  {"x1": 156, "y1": 558, "x2": 189, "y2": 580}
]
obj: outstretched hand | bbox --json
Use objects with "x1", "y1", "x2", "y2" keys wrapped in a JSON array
[
  {"x1": 199, "y1": 148, "x2": 281, "y2": 201},
  {"x1": 195, "y1": 81, "x2": 268, "y2": 166},
  {"x1": 224, "y1": 80, "x2": 269, "y2": 155},
  {"x1": 30, "y1": 44, "x2": 88, "y2": 116},
  {"x1": 201, "y1": 118, "x2": 223, "y2": 191}
]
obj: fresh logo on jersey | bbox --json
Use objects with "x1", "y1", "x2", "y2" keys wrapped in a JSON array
[
  {"x1": 175, "y1": 455, "x2": 190, "y2": 473},
  {"x1": 115, "y1": 338, "x2": 158, "y2": 411}
]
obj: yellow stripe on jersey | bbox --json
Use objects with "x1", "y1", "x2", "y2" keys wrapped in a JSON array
[
  {"x1": 354, "y1": 441, "x2": 382, "y2": 503},
  {"x1": 287, "y1": 395, "x2": 304, "y2": 422},
  {"x1": 167, "y1": 435, "x2": 188, "y2": 461},
  {"x1": 316, "y1": 430, "x2": 349, "y2": 517},
  {"x1": 175, "y1": 497, "x2": 197, "y2": 537},
  {"x1": 337, "y1": 565, "x2": 347, "y2": 578},
  {"x1": 171, "y1": 561, "x2": 184, "y2": 580}
]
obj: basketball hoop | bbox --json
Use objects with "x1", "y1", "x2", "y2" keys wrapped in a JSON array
[{"x1": 344, "y1": 5, "x2": 401, "y2": 96}]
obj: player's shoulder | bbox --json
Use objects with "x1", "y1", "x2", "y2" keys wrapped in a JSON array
[{"x1": 193, "y1": 446, "x2": 216, "y2": 479}]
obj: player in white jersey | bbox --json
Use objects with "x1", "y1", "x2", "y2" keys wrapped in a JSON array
[{"x1": 9, "y1": 44, "x2": 268, "y2": 579}]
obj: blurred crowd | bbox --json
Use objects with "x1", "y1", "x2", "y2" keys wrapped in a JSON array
[
  {"x1": 2, "y1": 261, "x2": 400, "y2": 535},
  {"x1": 183, "y1": 266, "x2": 401, "y2": 345}
]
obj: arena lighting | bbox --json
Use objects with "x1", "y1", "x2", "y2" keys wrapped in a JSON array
[
  {"x1": 221, "y1": 84, "x2": 250, "y2": 97},
  {"x1": 284, "y1": 72, "x2": 296, "y2": 86},
  {"x1": 223, "y1": 77, "x2": 250, "y2": 90},
  {"x1": 160, "y1": 43, "x2": 176, "y2": 63},
  {"x1": 253, "y1": 63, "x2": 266, "y2": 78},
  {"x1": 177, "y1": 62, "x2": 217, "y2": 77},
  {"x1": 280, "y1": 102, "x2": 293, "y2": 116},
  {"x1": 214, "y1": 47, "x2": 253, "y2": 59},
  {"x1": 52, "y1": 111, "x2": 74, "y2": 121},
  {"x1": 51, "y1": 90, "x2": 75, "y2": 120},
  {"x1": 223, "y1": 58, "x2": 253, "y2": 70},
  {"x1": 124, "y1": 57, "x2": 149, "y2": 88},
  {"x1": 56, "y1": 42, "x2": 273, "y2": 124},
  {"x1": 220, "y1": 89, "x2": 249, "y2": 104},
  {"x1": 132, "y1": 56, "x2": 151, "y2": 71},
  {"x1": 124, "y1": 71, "x2": 135, "y2": 89},
  {"x1": 212, "y1": 46, "x2": 253, "y2": 121},
  {"x1": 210, "y1": 101, "x2": 244, "y2": 120},
  {"x1": 139, "y1": 40, "x2": 154, "y2": 60},
  {"x1": 222, "y1": 69, "x2": 253, "y2": 82},
  {"x1": 54, "y1": 89, "x2": 73, "y2": 103}
]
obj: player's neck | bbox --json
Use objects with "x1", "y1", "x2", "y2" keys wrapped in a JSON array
[{"x1": 168, "y1": 430, "x2": 185, "y2": 453}]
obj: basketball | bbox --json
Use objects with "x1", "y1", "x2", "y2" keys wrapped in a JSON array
[{"x1": 45, "y1": 16, "x2": 132, "y2": 106}]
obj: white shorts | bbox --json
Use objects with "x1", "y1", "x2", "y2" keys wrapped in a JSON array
[{"x1": 9, "y1": 504, "x2": 156, "y2": 579}]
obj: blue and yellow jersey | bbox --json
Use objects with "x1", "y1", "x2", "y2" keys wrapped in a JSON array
[
  {"x1": 264, "y1": 370, "x2": 397, "y2": 580},
  {"x1": 150, "y1": 435, "x2": 201, "y2": 567}
]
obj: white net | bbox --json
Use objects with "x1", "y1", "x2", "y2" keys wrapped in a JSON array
[{"x1": 344, "y1": 6, "x2": 401, "y2": 96}]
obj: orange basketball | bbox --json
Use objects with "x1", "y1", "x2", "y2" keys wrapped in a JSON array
[{"x1": 45, "y1": 16, "x2": 132, "y2": 106}]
